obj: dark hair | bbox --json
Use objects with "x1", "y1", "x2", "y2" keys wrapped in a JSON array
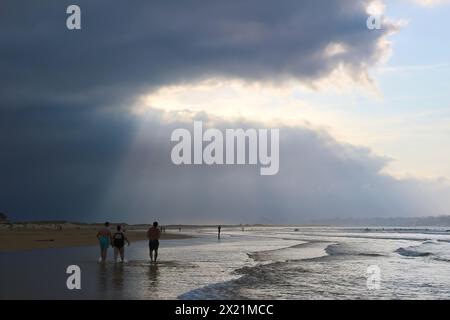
[
  {"x1": 105, "y1": 222, "x2": 110, "y2": 226},
  {"x1": 153, "y1": 221, "x2": 158, "y2": 227},
  {"x1": 117, "y1": 225, "x2": 122, "y2": 231}
]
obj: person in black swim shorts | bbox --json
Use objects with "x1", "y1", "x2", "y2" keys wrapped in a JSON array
[{"x1": 147, "y1": 221, "x2": 161, "y2": 263}]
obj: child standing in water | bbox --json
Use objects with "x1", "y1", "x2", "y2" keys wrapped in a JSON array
[{"x1": 112, "y1": 225, "x2": 130, "y2": 263}]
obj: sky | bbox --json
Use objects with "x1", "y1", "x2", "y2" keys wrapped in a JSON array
[{"x1": 0, "y1": 0, "x2": 449, "y2": 224}]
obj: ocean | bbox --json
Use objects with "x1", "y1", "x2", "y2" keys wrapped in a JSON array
[{"x1": 1, "y1": 226, "x2": 450, "y2": 299}]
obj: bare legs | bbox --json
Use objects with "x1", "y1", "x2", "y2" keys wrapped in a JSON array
[
  {"x1": 149, "y1": 249, "x2": 158, "y2": 263},
  {"x1": 100, "y1": 248, "x2": 107, "y2": 262},
  {"x1": 114, "y1": 247, "x2": 125, "y2": 262}
]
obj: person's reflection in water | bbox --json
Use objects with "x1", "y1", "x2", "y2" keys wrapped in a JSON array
[
  {"x1": 112, "y1": 262, "x2": 125, "y2": 291},
  {"x1": 97, "y1": 262, "x2": 109, "y2": 299},
  {"x1": 147, "y1": 263, "x2": 160, "y2": 297}
]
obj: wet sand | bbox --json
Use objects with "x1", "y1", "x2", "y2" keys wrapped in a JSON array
[{"x1": 0, "y1": 228, "x2": 192, "y2": 252}]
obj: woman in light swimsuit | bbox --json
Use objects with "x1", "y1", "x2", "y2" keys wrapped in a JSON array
[{"x1": 97, "y1": 222, "x2": 112, "y2": 262}]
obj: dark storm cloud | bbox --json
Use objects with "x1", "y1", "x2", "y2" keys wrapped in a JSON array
[
  {"x1": 0, "y1": 105, "x2": 136, "y2": 220},
  {"x1": 0, "y1": 0, "x2": 415, "y2": 222},
  {"x1": 0, "y1": 0, "x2": 390, "y2": 108}
]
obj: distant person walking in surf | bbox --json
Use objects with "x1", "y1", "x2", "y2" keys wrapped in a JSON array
[
  {"x1": 147, "y1": 221, "x2": 161, "y2": 263},
  {"x1": 112, "y1": 225, "x2": 130, "y2": 263},
  {"x1": 218, "y1": 225, "x2": 222, "y2": 239},
  {"x1": 97, "y1": 222, "x2": 112, "y2": 262}
]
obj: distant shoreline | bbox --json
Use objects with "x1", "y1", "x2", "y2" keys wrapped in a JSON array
[{"x1": 3, "y1": 214, "x2": 450, "y2": 228}]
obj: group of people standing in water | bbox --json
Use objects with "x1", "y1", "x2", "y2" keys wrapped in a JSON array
[{"x1": 96, "y1": 221, "x2": 161, "y2": 263}]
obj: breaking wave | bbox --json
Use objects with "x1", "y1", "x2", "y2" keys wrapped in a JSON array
[{"x1": 395, "y1": 247, "x2": 432, "y2": 257}]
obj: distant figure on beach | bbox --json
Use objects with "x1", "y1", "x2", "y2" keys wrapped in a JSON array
[
  {"x1": 112, "y1": 225, "x2": 130, "y2": 263},
  {"x1": 218, "y1": 225, "x2": 221, "y2": 239},
  {"x1": 147, "y1": 221, "x2": 161, "y2": 263},
  {"x1": 97, "y1": 222, "x2": 112, "y2": 262}
]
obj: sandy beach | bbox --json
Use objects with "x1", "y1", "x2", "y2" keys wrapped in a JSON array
[
  {"x1": 0, "y1": 223, "x2": 192, "y2": 252},
  {"x1": 2, "y1": 226, "x2": 450, "y2": 299}
]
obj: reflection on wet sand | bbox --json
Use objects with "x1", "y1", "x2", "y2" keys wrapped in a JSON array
[
  {"x1": 97, "y1": 263, "x2": 109, "y2": 297},
  {"x1": 112, "y1": 263, "x2": 125, "y2": 290},
  {"x1": 95, "y1": 260, "x2": 165, "y2": 299},
  {"x1": 147, "y1": 263, "x2": 159, "y2": 286}
]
